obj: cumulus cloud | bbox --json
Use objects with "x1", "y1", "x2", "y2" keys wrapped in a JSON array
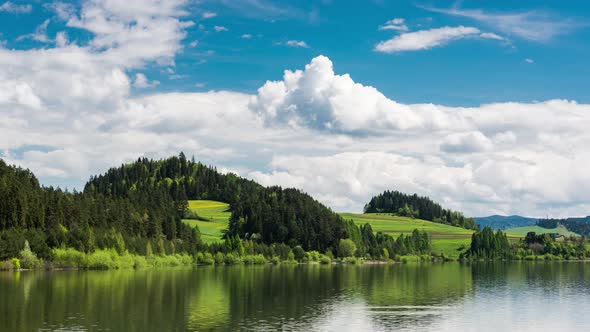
[
  {"x1": 375, "y1": 26, "x2": 482, "y2": 53},
  {"x1": 214, "y1": 25, "x2": 228, "y2": 32},
  {"x1": 2, "y1": 0, "x2": 590, "y2": 220},
  {"x1": 251, "y1": 55, "x2": 424, "y2": 132}
]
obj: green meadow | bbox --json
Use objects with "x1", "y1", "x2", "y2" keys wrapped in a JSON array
[
  {"x1": 340, "y1": 213, "x2": 476, "y2": 259},
  {"x1": 183, "y1": 200, "x2": 231, "y2": 244},
  {"x1": 183, "y1": 201, "x2": 531, "y2": 258},
  {"x1": 504, "y1": 224, "x2": 579, "y2": 237}
]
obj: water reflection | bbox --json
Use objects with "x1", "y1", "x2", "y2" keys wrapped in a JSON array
[{"x1": 1, "y1": 262, "x2": 589, "y2": 331}]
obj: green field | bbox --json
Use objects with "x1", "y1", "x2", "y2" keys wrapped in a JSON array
[
  {"x1": 182, "y1": 203, "x2": 529, "y2": 258},
  {"x1": 340, "y1": 213, "x2": 476, "y2": 259},
  {"x1": 183, "y1": 200, "x2": 231, "y2": 244},
  {"x1": 504, "y1": 224, "x2": 579, "y2": 237}
]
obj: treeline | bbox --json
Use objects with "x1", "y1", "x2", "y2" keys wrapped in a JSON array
[
  {"x1": 0, "y1": 159, "x2": 200, "y2": 260},
  {"x1": 364, "y1": 190, "x2": 478, "y2": 230},
  {"x1": 538, "y1": 218, "x2": 590, "y2": 237},
  {"x1": 86, "y1": 154, "x2": 353, "y2": 253},
  {"x1": 462, "y1": 227, "x2": 589, "y2": 260}
]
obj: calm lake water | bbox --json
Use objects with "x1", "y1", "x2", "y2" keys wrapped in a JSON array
[{"x1": 1, "y1": 262, "x2": 590, "y2": 331}]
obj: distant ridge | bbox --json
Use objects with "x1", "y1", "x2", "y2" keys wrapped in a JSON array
[{"x1": 475, "y1": 215, "x2": 538, "y2": 230}]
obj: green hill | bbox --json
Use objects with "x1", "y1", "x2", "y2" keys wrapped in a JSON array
[
  {"x1": 183, "y1": 200, "x2": 231, "y2": 244},
  {"x1": 340, "y1": 213, "x2": 476, "y2": 259},
  {"x1": 505, "y1": 224, "x2": 579, "y2": 237}
]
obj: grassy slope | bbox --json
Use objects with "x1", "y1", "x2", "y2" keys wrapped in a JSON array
[
  {"x1": 504, "y1": 224, "x2": 579, "y2": 237},
  {"x1": 340, "y1": 213, "x2": 476, "y2": 259},
  {"x1": 182, "y1": 202, "x2": 532, "y2": 258},
  {"x1": 183, "y1": 200, "x2": 231, "y2": 244}
]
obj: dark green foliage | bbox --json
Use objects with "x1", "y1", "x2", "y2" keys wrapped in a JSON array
[
  {"x1": 538, "y1": 218, "x2": 590, "y2": 237},
  {"x1": 364, "y1": 190, "x2": 478, "y2": 230},
  {"x1": 226, "y1": 187, "x2": 349, "y2": 252},
  {"x1": 464, "y1": 227, "x2": 511, "y2": 259},
  {"x1": 0, "y1": 156, "x2": 200, "y2": 259},
  {"x1": 356, "y1": 223, "x2": 430, "y2": 259}
]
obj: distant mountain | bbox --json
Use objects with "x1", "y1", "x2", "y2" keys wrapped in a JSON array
[{"x1": 475, "y1": 215, "x2": 538, "y2": 230}]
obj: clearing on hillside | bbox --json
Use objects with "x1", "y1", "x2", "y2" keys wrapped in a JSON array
[
  {"x1": 504, "y1": 224, "x2": 579, "y2": 237},
  {"x1": 183, "y1": 200, "x2": 231, "y2": 244},
  {"x1": 340, "y1": 213, "x2": 476, "y2": 259}
]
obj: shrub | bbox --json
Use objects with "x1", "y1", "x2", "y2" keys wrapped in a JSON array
[
  {"x1": 87, "y1": 249, "x2": 119, "y2": 269},
  {"x1": 11, "y1": 258, "x2": 21, "y2": 269},
  {"x1": 224, "y1": 253, "x2": 241, "y2": 265},
  {"x1": 242, "y1": 254, "x2": 267, "y2": 265},
  {"x1": 0, "y1": 260, "x2": 14, "y2": 270},
  {"x1": 52, "y1": 247, "x2": 86, "y2": 268},
  {"x1": 319, "y1": 255, "x2": 332, "y2": 265},
  {"x1": 306, "y1": 251, "x2": 321, "y2": 262},
  {"x1": 400, "y1": 255, "x2": 421, "y2": 263},
  {"x1": 198, "y1": 252, "x2": 215, "y2": 265},
  {"x1": 269, "y1": 256, "x2": 280, "y2": 265},
  {"x1": 133, "y1": 255, "x2": 149, "y2": 269},
  {"x1": 19, "y1": 241, "x2": 43, "y2": 269},
  {"x1": 214, "y1": 252, "x2": 225, "y2": 265},
  {"x1": 338, "y1": 239, "x2": 357, "y2": 258},
  {"x1": 343, "y1": 256, "x2": 359, "y2": 264},
  {"x1": 293, "y1": 246, "x2": 305, "y2": 261}
]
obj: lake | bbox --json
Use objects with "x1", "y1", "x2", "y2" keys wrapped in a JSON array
[{"x1": 1, "y1": 262, "x2": 589, "y2": 331}]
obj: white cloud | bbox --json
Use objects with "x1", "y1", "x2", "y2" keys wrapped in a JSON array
[
  {"x1": 284, "y1": 40, "x2": 309, "y2": 48},
  {"x1": 214, "y1": 25, "x2": 228, "y2": 32},
  {"x1": 480, "y1": 32, "x2": 505, "y2": 40},
  {"x1": 379, "y1": 18, "x2": 409, "y2": 32},
  {"x1": 202, "y1": 11, "x2": 217, "y2": 19},
  {"x1": 55, "y1": 31, "x2": 68, "y2": 47},
  {"x1": 2, "y1": 0, "x2": 590, "y2": 222},
  {"x1": 189, "y1": 40, "x2": 199, "y2": 47},
  {"x1": 375, "y1": 26, "x2": 481, "y2": 53},
  {"x1": 526, "y1": 58, "x2": 534, "y2": 63},
  {"x1": 423, "y1": 6, "x2": 580, "y2": 42},
  {"x1": 0, "y1": 1, "x2": 32, "y2": 14},
  {"x1": 241, "y1": 34, "x2": 252, "y2": 39},
  {"x1": 251, "y1": 55, "x2": 422, "y2": 132},
  {"x1": 133, "y1": 73, "x2": 160, "y2": 88}
]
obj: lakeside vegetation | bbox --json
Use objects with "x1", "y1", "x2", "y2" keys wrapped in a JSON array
[{"x1": 2, "y1": 154, "x2": 588, "y2": 271}]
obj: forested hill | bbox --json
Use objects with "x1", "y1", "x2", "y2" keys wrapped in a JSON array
[
  {"x1": 86, "y1": 154, "x2": 353, "y2": 252},
  {"x1": 364, "y1": 190, "x2": 478, "y2": 230},
  {"x1": 0, "y1": 158, "x2": 200, "y2": 260},
  {"x1": 538, "y1": 218, "x2": 590, "y2": 237}
]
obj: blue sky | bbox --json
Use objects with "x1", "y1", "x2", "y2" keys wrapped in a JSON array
[{"x1": 1, "y1": 0, "x2": 590, "y2": 217}]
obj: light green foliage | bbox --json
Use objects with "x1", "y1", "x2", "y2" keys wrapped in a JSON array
[
  {"x1": 52, "y1": 247, "x2": 86, "y2": 268},
  {"x1": 183, "y1": 200, "x2": 231, "y2": 244},
  {"x1": 306, "y1": 251, "x2": 321, "y2": 262},
  {"x1": 11, "y1": 258, "x2": 20, "y2": 269},
  {"x1": 343, "y1": 256, "x2": 359, "y2": 264},
  {"x1": 214, "y1": 252, "x2": 225, "y2": 265},
  {"x1": 242, "y1": 254, "x2": 267, "y2": 265},
  {"x1": 319, "y1": 255, "x2": 332, "y2": 264},
  {"x1": 19, "y1": 240, "x2": 43, "y2": 269},
  {"x1": 338, "y1": 239, "x2": 357, "y2": 257},
  {"x1": 223, "y1": 253, "x2": 241, "y2": 265}
]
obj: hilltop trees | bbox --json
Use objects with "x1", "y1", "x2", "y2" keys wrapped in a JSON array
[{"x1": 364, "y1": 190, "x2": 478, "y2": 230}]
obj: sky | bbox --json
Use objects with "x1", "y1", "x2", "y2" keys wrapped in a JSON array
[{"x1": 1, "y1": 0, "x2": 589, "y2": 218}]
